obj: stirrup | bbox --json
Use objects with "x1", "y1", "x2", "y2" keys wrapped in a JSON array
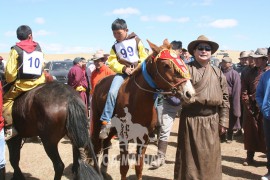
[
  {"x1": 99, "y1": 121, "x2": 112, "y2": 139},
  {"x1": 5, "y1": 126, "x2": 18, "y2": 141}
]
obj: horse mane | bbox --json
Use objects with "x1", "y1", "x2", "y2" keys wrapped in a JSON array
[{"x1": 131, "y1": 39, "x2": 173, "y2": 77}]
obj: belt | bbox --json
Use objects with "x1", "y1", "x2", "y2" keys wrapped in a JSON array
[
  {"x1": 183, "y1": 104, "x2": 218, "y2": 116},
  {"x1": 75, "y1": 86, "x2": 86, "y2": 92}
]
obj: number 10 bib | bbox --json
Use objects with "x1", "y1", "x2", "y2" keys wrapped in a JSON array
[{"x1": 23, "y1": 50, "x2": 44, "y2": 75}]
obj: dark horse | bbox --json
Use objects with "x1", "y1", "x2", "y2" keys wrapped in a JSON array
[
  {"x1": 6, "y1": 82, "x2": 103, "y2": 180},
  {"x1": 90, "y1": 39, "x2": 196, "y2": 180}
]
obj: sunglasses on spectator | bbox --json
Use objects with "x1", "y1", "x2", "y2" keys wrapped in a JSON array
[{"x1": 197, "y1": 45, "x2": 212, "y2": 51}]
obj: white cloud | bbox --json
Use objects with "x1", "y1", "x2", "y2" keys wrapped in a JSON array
[
  {"x1": 35, "y1": 17, "x2": 45, "y2": 24},
  {"x1": 175, "y1": 17, "x2": 190, "y2": 23},
  {"x1": 192, "y1": 0, "x2": 213, "y2": 6},
  {"x1": 35, "y1": 30, "x2": 52, "y2": 36},
  {"x1": 209, "y1": 19, "x2": 238, "y2": 28},
  {"x1": 156, "y1": 15, "x2": 173, "y2": 22},
  {"x1": 166, "y1": 0, "x2": 174, "y2": 5},
  {"x1": 4, "y1": 31, "x2": 16, "y2": 37},
  {"x1": 201, "y1": 0, "x2": 213, "y2": 6},
  {"x1": 112, "y1": 7, "x2": 140, "y2": 15}
]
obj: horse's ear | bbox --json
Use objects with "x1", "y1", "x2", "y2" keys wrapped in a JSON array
[
  {"x1": 147, "y1": 39, "x2": 159, "y2": 54},
  {"x1": 163, "y1": 39, "x2": 171, "y2": 48}
]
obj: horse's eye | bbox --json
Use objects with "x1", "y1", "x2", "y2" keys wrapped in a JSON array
[{"x1": 164, "y1": 63, "x2": 171, "y2": 69}]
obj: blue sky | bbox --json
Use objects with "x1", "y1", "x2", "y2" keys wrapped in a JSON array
[{"x1": 1, "y1": 0, "x2": 269, "y2": 54}]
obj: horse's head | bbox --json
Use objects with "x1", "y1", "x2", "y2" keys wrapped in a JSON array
[{"x1": 146, "y1": 39, "x2": 195, "y2": 103}]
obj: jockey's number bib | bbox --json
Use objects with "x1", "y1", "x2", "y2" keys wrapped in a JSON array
[
  {"x1": 115, "y1": 38, "x2": 139, "y2": 63},
  {"x1": 23, "y1": 51, "x2": 44, "y2": 75}
]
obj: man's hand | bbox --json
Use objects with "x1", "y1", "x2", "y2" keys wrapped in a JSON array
[
  {"x1": 219, "y1": 125, "x2": 227, "y2": 135},
  {"x1": 125, "y1": 67, "x2": 134, "y2": 75},
  {"x1": 241, "y1": 91, "x2": 249, "y2": 103}
]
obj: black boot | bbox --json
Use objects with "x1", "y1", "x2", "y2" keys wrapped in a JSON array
[
  {"x1": 151, "y1": 140, "x2": 168, "y2": 168},
  {"x1": 243, "y1": 151, "x2": 255, "y2": 166},
  {"x1": 227, "y1": 129, "x2": 233, "y2": 143},
  {"x1": 220, "y1": 132, "x2": 227, "y2": 143},
  {"x1": 0, "y1": 167, "x2": 5, "y2": 180}
]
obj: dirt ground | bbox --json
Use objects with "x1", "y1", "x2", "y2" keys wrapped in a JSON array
[{"x1": 5, "y1": 118, "x2": 267, "y2": 180}]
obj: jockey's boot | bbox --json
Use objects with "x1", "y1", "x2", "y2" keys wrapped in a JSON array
[
  {"x1": 151, "y1": 140, "x2": 168, "y2": 168},
  {"x1": 0, "y1": 167, "x2": 5, "y2": 180},
  {"x1": 5, "y1": 125, "x2": 18, "y2": 141},
  {"x1": 226, "y1": 129, "x2": 233, "y2": 143},
  {"x1": 99, "y1": 121, "x2": 112, "y2": 140}
]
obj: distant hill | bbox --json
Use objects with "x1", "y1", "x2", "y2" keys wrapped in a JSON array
[
  {"x1": 0, "y1": 50, "x2": 241, "y2": 63},
  {"x1": 0, "y1": 53, "x2": 94, "y2": 62},
  {"x1": 213, "y1": 50, "x2": 241, "y2": 63}
]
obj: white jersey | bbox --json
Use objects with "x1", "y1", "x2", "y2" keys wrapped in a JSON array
[
  {"x1": 23, "y1": 50, "x2": 44, "y2": 75},
  {"x1": 114, "y1": 38, "x2": 139, "y2": 63}
]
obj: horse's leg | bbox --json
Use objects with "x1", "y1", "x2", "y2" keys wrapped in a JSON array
[
  {"x1": 42, "y1": 140, "x2": 64, "y2": 180},
  {"x1": 119, "y1": 141, "x2": 129, "y2": 180},
  {"x1": 135, "y1": 136, "x2": 148, "y2": 180},
  {"x1": 6, "y1": 136, "x2": 25, "y2": 180}
]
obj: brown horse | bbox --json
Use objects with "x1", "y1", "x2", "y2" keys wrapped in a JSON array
[
  {"x1": 6, "y1": 82, "x2": 103, "y2": 180},
  {"x1": 90, "y1": 39, "x2": 196, "y2": 180}
]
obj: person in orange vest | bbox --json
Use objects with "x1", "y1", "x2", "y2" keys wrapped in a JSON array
[{"x1": 90, "y1": 50, "x2": 115, "y2": 95}]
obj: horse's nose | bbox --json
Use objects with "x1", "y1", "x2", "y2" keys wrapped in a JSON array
[{"x1": 185, "y1": 91, "x2": 192, "y2": 99}]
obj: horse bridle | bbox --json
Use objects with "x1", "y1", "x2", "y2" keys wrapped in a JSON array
[
  {"x1": 134, "y1": 49, "x2": 190, "y2": 96},
  {"x1": 153, "y1": 61, "x2": 188, "y2": 95}
]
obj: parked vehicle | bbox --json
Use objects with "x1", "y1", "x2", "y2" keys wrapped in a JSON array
[{"x1": 44, "y1": 60, "x2": 73, "y2": 84}]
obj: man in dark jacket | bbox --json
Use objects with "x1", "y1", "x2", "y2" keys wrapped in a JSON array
[
  {"x1": 220, "y1": 56, "x2": 241, "y2": 143},
  {"x1": 68, "y1": 57, "x2": 88, "y2": 107}
]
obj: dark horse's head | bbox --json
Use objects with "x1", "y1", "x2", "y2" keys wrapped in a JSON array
[{"x1": 143, "y1": 39, "x2": 196, "y2": 103}]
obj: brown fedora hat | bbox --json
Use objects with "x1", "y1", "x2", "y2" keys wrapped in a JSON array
[
  {"x1": 250, "y1": 48, "x2": 268, "y2": 58},
  {"x1": 239, "y1": 51, "x2": 251, "y2": 59},
  {"x1": 222, "y1": 56, "x2": 232, "y2": 63},
  {"x1": 187, "y1": 35, "x2": 219, "y2": 56}
]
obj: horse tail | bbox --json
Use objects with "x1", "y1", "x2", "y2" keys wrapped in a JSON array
[{"x1": 66, "y1": 96, "x2": 103, "y2": 180}]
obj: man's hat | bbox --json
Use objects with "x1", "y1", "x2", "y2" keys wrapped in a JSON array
[
  {"x1": 250, "y1": 48, "x2": 268, "y2": 58},
  {"x1": 222, "y1": 56, "x2": 232, "y2": 63},
  {"x1": 239, "y1": 51, "x2": 252, "y2": 59},
  {"x1": 91, "y1": 50, "x2": 105, "y2": 61},
  {"x1": 182, "y1": 48, "x2": 188, "y2": 52},
  {"x1": 187, "y1": 35, "x2": 219, "y2": 56}
]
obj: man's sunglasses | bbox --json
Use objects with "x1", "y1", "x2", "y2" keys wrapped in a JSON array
[{"x1": 197, "y1": 45, "x2": 212, "y2": 51}]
